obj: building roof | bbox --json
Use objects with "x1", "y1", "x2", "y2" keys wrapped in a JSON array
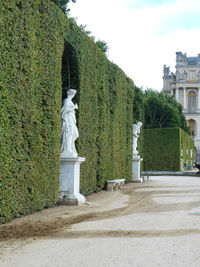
[{"x1": 188, "y1": 57, "x2": 198, "y2": 66}]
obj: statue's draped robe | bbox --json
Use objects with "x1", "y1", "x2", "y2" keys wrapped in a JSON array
[
  {"x1": 133, "y1": 124, "x2": 138, "y2": 155},
  {"x1": 61, "y1": 98, "x2": 79, "y2": 156}
]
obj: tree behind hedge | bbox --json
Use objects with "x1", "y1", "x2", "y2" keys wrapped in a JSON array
[{"x1": 143, "y1": 89, "x2": 190, "y2": 134}]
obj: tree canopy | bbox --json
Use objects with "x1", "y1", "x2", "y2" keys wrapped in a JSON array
[
  {"x1": 134, "y1": 88, "x2": 190, "y2": 134},
  {"x1": 144, "y1": 95, "x2": 181, "y2": 128}
]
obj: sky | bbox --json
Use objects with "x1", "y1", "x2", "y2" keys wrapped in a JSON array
[{"x1": 68, "y1": 0, "x2": 200, "y2": 91}]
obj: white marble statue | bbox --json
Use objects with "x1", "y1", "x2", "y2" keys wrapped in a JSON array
[
  {"x1": 61, "y1": 89, "x2": 79, "y2": 157},
  {"x1": 133, "y1": 122, "x2": 142, "y2": 156}
]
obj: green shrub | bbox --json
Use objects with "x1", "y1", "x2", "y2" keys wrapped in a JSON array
[
  {"x1": 144, "y1": 128, "x2": 194, "y2": 171},
  {"x1": 143, "y1": 128, "x2": 194, "y2": 171},
  {"x1": 133, "y1": 86, "x2": 144, "y2": 170},
  {"x1": 143, "y1": 89, "x2": 190, "y2": 134},
  {"x1": 0, "y1": 0, "x2": 67, "y2": 223},
  {"x1": 181, "y1": 130, "x2": 194, "y2": 169},
  {"x1": 65, "y1": 20, "x2": 135, "y2": 194}
]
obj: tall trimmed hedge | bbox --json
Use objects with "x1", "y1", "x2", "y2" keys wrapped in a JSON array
[
  {"x1": 133, "y1": 86, "x2": 144, "y2": 171},
  {"x1": 65, "y1": 20, "x2": 134, "y2": 195},
  {"x1": 143, "y1": 128, "x2": 194, "y2": 171},
  {"x1": 0, "y1": 0, "x2": 66, "y2": 223},
  {"x1": 181, "y1": 130, "x2": 194, "y2": 170},
  {"x1": 0, "y1": 1, "x2": 135, "y2": 223}
]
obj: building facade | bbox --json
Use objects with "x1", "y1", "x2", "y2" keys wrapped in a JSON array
[{"x1": 163, "y1": 52, "x2": 200, "y2": 152}]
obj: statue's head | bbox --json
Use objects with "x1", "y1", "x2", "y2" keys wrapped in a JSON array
[
  {"x1": 137, "y1": 121, "x2": 142, "y2": 134},
  {"x1": 67, "y1": 89, "x2": 77, "y2": 97}
]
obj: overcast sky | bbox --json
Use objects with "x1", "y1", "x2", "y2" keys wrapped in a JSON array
[{"x1": 68, "y1": 0, "x2": 200, "y2": 91}]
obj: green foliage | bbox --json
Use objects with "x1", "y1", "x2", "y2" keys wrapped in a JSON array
[
  {"x1": 79, "y1": 24, "x2": 95, "y2": 40},
  {"x1": 144, "y1": 96, "x2": 181, "y2": 128},
  {"x1": 65, "y1": 19, "x2": 134, "y2": 195},
  {"x1": 79, "y1": 24, "x2": 92, "y2": 35},
  {"x1": 133, "y1": 86, "x2": 144, "y2": 170},
  {"x1": 96, "y1": 40, "x2": 109, "y2": 54},
  {"x1": 0, "y1": 1, "x2": 135, "y2": 223},
  {"x1": 143, "y1": 89, "x2": 190, "y2": 134},
  {"x1": 133, "y1": 86, "x2": 144, "y2": 124},
  {"x1": 0, "y1": 0, "x2": 67, "y2": 224},
  {"x1": 181, "y1": 130, "x2": 194, "y2": 169},
  {"x1": 50, "y1": 0, "x2": 76, "y2": 14},
  {"x1": 144, "y1": 128, "x2": 194, "y2": 171},
  {"x1": 144, "y1": 128, "x2": 180, "y2": 171}
]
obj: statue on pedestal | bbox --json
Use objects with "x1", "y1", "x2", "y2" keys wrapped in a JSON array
[
  {"x1": 133, "y1": 122, "x2": 142, "y2": 156},
  {"x1": 61, "y1": 89, "x2": 79, "y2": 158},
  {"x1": 132, "y1": 121, "x2": 143, "y2": 182}
]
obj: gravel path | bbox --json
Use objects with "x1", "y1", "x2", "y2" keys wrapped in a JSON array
[{"x1": 1, "y1": 176, "x2": 200, "y2": 267}]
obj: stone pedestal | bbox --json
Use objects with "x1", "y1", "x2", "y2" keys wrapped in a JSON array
[
  {"x1": 181, "y1": 158, "x2": 184, "y2": 171},
  {"x1": 59, "y1": 156, "x2": 86, "y2": 205},
  {"x1": 132, "y1": 156, "x2": 143, "y2": 182}
]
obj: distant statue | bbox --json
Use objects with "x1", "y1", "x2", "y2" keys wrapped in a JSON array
[
  {"x1": 176, "y1": 52, "x2": 187, "y2": 62},
  {"x1": 176, "y1": 70, "x2": 180, "y2": 80},
  {"x1": 133, "y1": 122, "x2": 142, "y2": 156},
  {"x1": 163, "y1": 65, "x2": 170, "y2": 77},
  {"x1": 61, "y1": 89, "x2": 79, "y2": 157},
  {"x1": 183, "y1": 70, "x2": 187, "y2": 80}
]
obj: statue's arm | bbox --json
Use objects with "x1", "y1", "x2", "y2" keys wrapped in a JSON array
[
  {"x1": 66, "y1": 102, "x2": 78, "y2": 112},
  {"x1": 62, "y1": 104, "x2": 76, "y2": 114}
]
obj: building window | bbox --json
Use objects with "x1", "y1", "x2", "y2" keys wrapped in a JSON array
[
  {"x1": 189, "y1": 70, "x2": 196, "y2": 81},
  {"x1": 187, "y1": 119, "x2": 196, "y2": 137},
  {"x1": 188, "y1": 90, "x2": 196, "y2": 112}
]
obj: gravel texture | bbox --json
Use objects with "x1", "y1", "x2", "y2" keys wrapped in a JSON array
[{"x1": 1, "y1": 176, "x2": 200, "y2": 267}]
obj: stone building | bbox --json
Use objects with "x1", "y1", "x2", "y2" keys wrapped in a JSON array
[{"x1": 163, "y1": 52, "x2": 200, "y2": 152}]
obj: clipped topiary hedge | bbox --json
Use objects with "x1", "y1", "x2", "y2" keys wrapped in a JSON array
[
  {"x1": 0, "y1": 0, "x2": 68, "y2": 223},
  {"x1": 0, "y1": 0, "x2": 135, "y2": 223},
  {"x1": 181, "y1": 130, "x2": 194, "y2": 170},
  {"x1": 133, "y1": 86, "x2": 144, "y2": 172},
  {"x1": 143, "y1": 128, "x2": 194, "y2": 171},
  {"x1": 64, "y1": 20, "x2": 134, "y2": 195}
]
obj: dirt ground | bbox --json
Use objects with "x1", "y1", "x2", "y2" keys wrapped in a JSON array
[{"x1": 1, "y1": 176, "x2": 200, "y2": 267}]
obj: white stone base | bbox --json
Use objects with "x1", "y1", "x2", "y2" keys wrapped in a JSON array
[
  {"x1": 181, "y1": 158, "x2": 184, "y2": 171},
  {"x1": 132, "y1": 156, "x2": 143, "y2": 182},
  {"x1": 59, "y1": 156, "x2": 86, "y2": 205}
]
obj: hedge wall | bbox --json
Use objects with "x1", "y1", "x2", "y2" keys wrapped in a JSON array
[
  {"x1": 143, "y1": 128, "x2": 194, "y2": 171},
  {"x1": 0, "y1": 1, "x2": 135, "y2": 223},
  {"x1": 0, "y1": 0, "x2": 67, "y2": 223},
  {"x1": 65, "y1": 20, "x2": 134, "y2": 195},
  {"x1": 181, "y1": 130, "x2": 194, "y2": 170},
  {"x1": 133, "y1": 86, "x2": 144, "y2": 171}
]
